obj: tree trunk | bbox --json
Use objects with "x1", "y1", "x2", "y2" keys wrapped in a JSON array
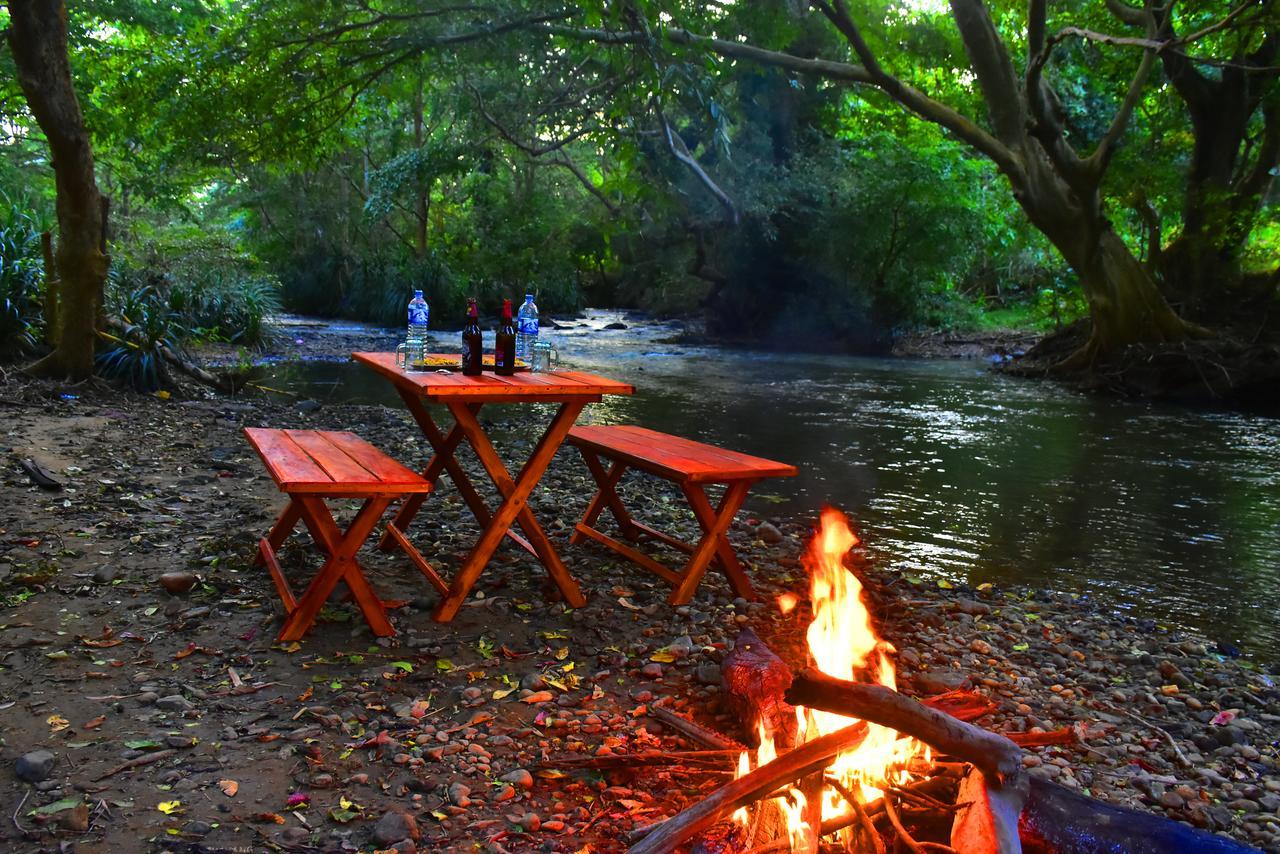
[{"x1": 8, "y1": 0, "x2": 109, "y2": 382}]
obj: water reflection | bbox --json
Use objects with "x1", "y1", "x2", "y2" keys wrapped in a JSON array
[{"x1": 257, "y1": 311, "x2": 1280, "y2": 659}]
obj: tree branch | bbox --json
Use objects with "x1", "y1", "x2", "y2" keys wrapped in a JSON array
[
  {"x1": 661, "y1": 114, "x2": 738, "y2": 224},
  {"x1": 948, "y1": 0, "x2": 1028, "y2": 144},
  {"x1": 1086, "y1": 45, "x2": 1158, "y2": 178}
]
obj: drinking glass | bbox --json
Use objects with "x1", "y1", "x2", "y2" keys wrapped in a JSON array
[{"x1": 530, "y1": 341, "x2": 559, "y2": 373}]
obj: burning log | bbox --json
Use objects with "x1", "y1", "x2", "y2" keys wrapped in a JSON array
[
  {"x1": 785, "y1": 669, "x2": 1024, "y2": 783},
  {"x1": 721, "y1": 627, "x2": 798, "y2": 749},
  {"x1": 952, "y1": 770, "x2": 1026, "y2": 854},
  {"x1": 628, "y1": 722, "x2": 869, "y2": 854}
]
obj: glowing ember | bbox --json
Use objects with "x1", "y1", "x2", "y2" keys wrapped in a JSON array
[{"x1": 732, "y1": 507, "x2": 927, "y2": 851}]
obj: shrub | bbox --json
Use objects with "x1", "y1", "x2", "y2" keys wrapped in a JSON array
[
  {"x1": 97, "y1": 284, "x2": 183, "y2": 392},
  {"x1": 0, "y1": 193, "x2": 46, "y2": 359}
]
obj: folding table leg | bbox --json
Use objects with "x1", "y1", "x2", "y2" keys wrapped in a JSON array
[
  {"x1": 278, "y1": 496, "x2": 394, "y2": 642},
  {"x1": 670, "y1": 480, "x2": 753, "y2": 605},
  {"x1": 434, "y1": 401, "x2": 588, "y2": 622},
  {"x1": 379, "y1": 392, "x2": 487, "y2": 549},
  {"x1": 253, "y1": 500, "x2": 303, "y2": 566},
  {"x1": 379, "y1": 394, "x2": 535, "y2": 556},
  {"x1": 569, "y1": 453, "x2": 638, "y2": 544}
]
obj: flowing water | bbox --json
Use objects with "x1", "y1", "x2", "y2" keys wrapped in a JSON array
[{"x1": 257, "y1": 311, "x2": 1280, "y2": 659}]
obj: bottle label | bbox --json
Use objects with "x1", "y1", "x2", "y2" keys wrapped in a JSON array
[
  {"x1": 462, "y1": 347, "x2": 475, "y2": 371},
  {"x1": 518, "y1": 318, "x2": 538, "y2": 336},
  {"x1": 408, "y1": 305, "x2": 429, "y2": 325}
]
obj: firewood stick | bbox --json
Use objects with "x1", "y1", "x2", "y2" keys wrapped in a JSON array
[
  {"x1": 785, "y1": 670, "x2": 1023, "y2": 783},
  {"x1": 629, "y1": 721, "x2": 869, "y2": 854},
  {"x1": 883, "y1": 791, "x2": 927, "y2": 854},
  {"x1": 825, "y1": 775, "x2": 885, "y2": 854},
  {"x1": 745, "y1": 802, "x2": 885, "y2": 854},
  {"x1": 650, "y1": 705, "x2": 745, "y2": 750}
]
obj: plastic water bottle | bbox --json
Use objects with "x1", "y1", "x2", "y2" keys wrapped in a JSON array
[
  {"x1": 407, "y1": 289, "x2": 429, "y2": 341},
  {"x1": 516, "y1": 294, "x2": 538, "y2": 361}
]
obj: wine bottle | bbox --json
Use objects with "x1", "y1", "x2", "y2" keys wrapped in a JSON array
[
  {"x1": 495, "y1": 299, "x2": 516, "y2": 376},
  {"x1": 461, "y1": 298, "x2": 483, "y2": 376}
]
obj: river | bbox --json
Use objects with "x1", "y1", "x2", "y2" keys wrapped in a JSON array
[{"x1": 257, "y1": 310, "x2": 1280, "y2": 660}]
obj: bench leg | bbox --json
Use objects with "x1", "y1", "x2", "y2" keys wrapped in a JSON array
[
  {"x1": 670, "y1": 480, "x2": 754, "y2": 605},
  {"x1": 278, "y1": 496, "x2": 394, "y2": 642},
  {"x1": 434, "y1": 401, "x2": 587, "y2": 622},
  {"x1": 570, "y1": 452, "x2": 637, "y2": 545}
]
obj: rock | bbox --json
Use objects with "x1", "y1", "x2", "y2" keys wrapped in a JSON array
[
  {"x1": 448, "y1": 782, "x2": 472, "y2": 807},
  {"x1": 640, "y1": 663, "x2": 663, "y2": 679},
  {"x1": 494, "y1": 785, "x2": 516, "y2": 802},
  {"x1": 519, "y1": 812, "x2": 542, "y2": 831},
  {"x1": 969, "y1": 639, "x2": 993, "y2": 655},
  {"x1": 156, "y1": 694, "x2": 194, "y2": 712},
  {"x1": 520, "y1": 673, "x2": 547, "y2": 691},
  {"x1": 372, "y1": 809, "x2": 420, "y2": 845},
  {"x1": 1215, "y1": 725, "x2": 1247, "y2": 746},
  {"x1": 695, "y1": 664, "x2": 722, "y2": 686},
  {"x1": 1159, "y1": 791, "x2": 1186, "y2": 809},
  {"x1": 757, "y1": 523, "x2": 784, "y2": 544},
  {"x1": 296, "y1": 399, "x2": 322, "y2": 413},
  {"x1": 15, "y1": 750, "x2": 56, "y2": 783},
  {"x1": 60, "y1": 804, "x2": 90, "y2": 832},
  {"x1": 661, "y1": 636, "x2": 695, "y2": 661},
  {"x1": 500, "y1": 769, "x2": 534, "y2": 790},
  {"x1": 92, "y1": 564, "x2": 119, "y2": 584},
  {"x1": 185, "y1": 820, "x2": 213, "y2": 837},
  {"x1": 915, "y1": 669, "x2": 970, "y2": 694},
  {"x1": 158, "y1": 571, "x2": 197, "y2": 594},
  {"x1": 955, "y1": 598, "x2": 991, "y2": 616},
  {"x1": 603, "y1": 322, "x2": 628, "y2": 330}
]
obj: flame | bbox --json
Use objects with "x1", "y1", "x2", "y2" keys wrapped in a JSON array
[
  {"x1": 735, "y1": 507, "x2": 927, "y2": 850},
  {"x1": 777, "y1": 592, "x2": 799, "y2": 615}
]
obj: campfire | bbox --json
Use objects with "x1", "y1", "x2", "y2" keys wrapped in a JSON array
[
  {"x1": 547, "y1": 507, "x2": 1255, "y2": 853},
  {"x1": 629, "y1": 507, "x2": 1029, "y2": 854}
]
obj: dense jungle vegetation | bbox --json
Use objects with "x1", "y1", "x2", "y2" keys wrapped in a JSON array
[{"x1": 1, "y1": 0, "x2": 1276, "y2": 386}]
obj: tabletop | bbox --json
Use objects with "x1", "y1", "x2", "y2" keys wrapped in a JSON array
[{"x1": 352, "y1": 351, "x2": 635, "y2": 402}]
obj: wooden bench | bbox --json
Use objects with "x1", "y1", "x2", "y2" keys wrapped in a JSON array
[
  {"x1": 567, "y1": 425, "x2": 797, "y2": 605},
  {"x1": 244, "y1": 428, "x2": 435, "y2": 641}
]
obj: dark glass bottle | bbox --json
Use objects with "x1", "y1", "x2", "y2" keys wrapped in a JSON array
[
  {"x1": 495, "y1": 299, "x2": 516, "y2": 376},
  {"x1": 461, "y1": 298, "x2": 483, "y2": 376}
]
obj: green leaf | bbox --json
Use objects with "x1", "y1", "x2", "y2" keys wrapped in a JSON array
[
  {"x1": 435, "y1": 659, "x2": 454, "y2": 672},
  {"x1": 125, "y1": 739, "x2": 162, "y2": 750},
  {"x1": 29, "y1": 797, "x2": 82, "y2": 816},
  {"x1": 388, "y1": 661, "x2": 413, "y2": 673}
]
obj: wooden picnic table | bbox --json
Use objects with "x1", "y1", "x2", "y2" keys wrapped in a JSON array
[{"x1": 352, "y1": 351, "x2": 635, "y2": 622}]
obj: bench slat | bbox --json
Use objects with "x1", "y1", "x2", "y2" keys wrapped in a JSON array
[
  {"x1": 609, "y1": 425, "x2": 798, "y2": 477},
  {"x1": 244, "y1": 428, "x2": 431, "y2": 495},
  {"x1": 245, "y1": 427, "x2": 333, "y2": 488},
  {"x1": 287, "y1": 430, "x2": 382, "y2": 485},
  {"x1": 568, "y1": 425, "x2": 797, "y2": 483},
  {"x1": 318, "y1": 431, "x2": 428, "y2": 487}
]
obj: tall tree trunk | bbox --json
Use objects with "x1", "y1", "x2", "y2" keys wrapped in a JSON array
[{"x1": 7, "y1": 0, "x2": 109, "y2": 381}]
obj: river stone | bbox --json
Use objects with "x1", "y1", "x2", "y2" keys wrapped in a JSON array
[
  {"x1": 372, "y1": 809, "x2": 420, "y2": 844},
  {"x1": 156, "y1": 694, "x2": 194, "y2": 712},
  {"x1": 915, "y1": 669, "x2": 971, "y2": 694},
  {"x1": 93, "y1": 564, "x2": 119, "y2": 584},
  {"x1": 603, "y1": 322, "x2": 628, "y2": 330},
  {"x1": 15, "y1": 750, "x2": 55, "y2": 782},
  {"x1": 757, "y1": 522, "x2": 784, "y2": 544},
  {"x1": 501, "y1": 769, "x2": 534, "y2": 789}
]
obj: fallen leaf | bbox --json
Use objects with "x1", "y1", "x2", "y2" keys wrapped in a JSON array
[
  {"x1": 329, "y1": 808, "x2": 358, "y2": 823},
  {"x1": 650, "y1": 650, "x2": 677, "y2": 663},
  {"x1": 157, "y1": 800, "x2": 182, "y2": 815},
  {"x1": 617, "y1": 597, "x2": 641, "y2": 611},
  {"x1": 29, "y1": 797, "x2": 82, "y2": 817},
  {"x1": 255, "y1": 812, "x2": 286, "y2": 824},
  {"x1": 83, "y1": 715, "x2": 106, "y2": 730},
  {"x1": 492, "y1": 688, "x2": 516, "y2": 700},
  {"x1": 218, "y1": 779, "x2": 239, "y2": 797},
  {"x1": 553, "y1": 647, "x2": 570, "y2": 661},
  {"x1": 46, "y1": 714, "x2": 70, "y2": 733},
  {"x1": 521, "y1": 691, "x2": 554, "y2": 704}
]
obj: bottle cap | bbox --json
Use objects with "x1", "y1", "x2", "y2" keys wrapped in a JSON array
[
  {"x1": 414, "y1": 289, "x2": 423, "y2": 296},
  {"x1": 525, "y1": 294, "x2": 534, "y2": 301}
]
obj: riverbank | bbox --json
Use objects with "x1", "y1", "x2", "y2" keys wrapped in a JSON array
[{"x1": 1, "y1": 334, "x2": 1278, "y2": 850}]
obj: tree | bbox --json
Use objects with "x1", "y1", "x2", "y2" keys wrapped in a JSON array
[{"x1": 5, "y1": 0, "x2": 109, "y2": 380}]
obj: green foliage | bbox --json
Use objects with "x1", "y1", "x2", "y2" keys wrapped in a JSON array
[
  {"x1": 0, "y1": 193, "x2": 47, "y2": 359},
  {"x1": 97, "y1": 284, "x2": 181, "y2": 392}
]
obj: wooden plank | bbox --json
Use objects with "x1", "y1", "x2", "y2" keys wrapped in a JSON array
[
  {"x1": 318, "y1": 431, "x2": 433, "y2": 491},
  {"x1": 287, "y1": 430, "x2": 381, "y2": 485},
  {"x1": 568, "y1": 425, "x2": 797, "y2": 481},
  {"x1": 352, "y1": 352, "x2": 634, "y2": 400},
  {"x1": 386, "y1": 523, "x2": 449, "y2": 596},
  {"x1": 611, "y1": 425, "x2": 798, "y2": 478},
  {"x1": 258, "y1": 538, "x2": 297, "y2": 614},
  {"x1": 243, "y1": 428, "x2": 332, "y2": 489}
]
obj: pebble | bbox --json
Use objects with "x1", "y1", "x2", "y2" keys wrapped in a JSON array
[
  {"x1": 500, "y1": 769, "x2": 534, "y2": 789},
  {"x1": 15, "y1": 750, "x2": 56, "y2": 783},
  {"x1": 757, "y1": 522, "x2": 784, "y2": 544},
  {"x1": 519, "y1": 812, "x2": 542, "y2": 831},
  {"x1": 372, "y1": 809, "x2": 420, "y2": 845},
  {"x1": 155, "y1": 694, "x2": 194, "y2": 712},
  {"x1": 969, "y1": 639, "x2": 993, "y2": 655},
  {"x1": 641, "y1": 662, "x2": 664, "y2": 678},
  {"x1": 158, "y1": 570, "x2": 198, "y2": 594}
]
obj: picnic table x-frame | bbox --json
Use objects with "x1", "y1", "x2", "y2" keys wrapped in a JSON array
[{"x1": 353, "y1": 352, "x2": 634, "y2": 622}]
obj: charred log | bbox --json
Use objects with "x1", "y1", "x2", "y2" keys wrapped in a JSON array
[{"x1": 721, "y1": 628, "x2": 798, "y2": 749}]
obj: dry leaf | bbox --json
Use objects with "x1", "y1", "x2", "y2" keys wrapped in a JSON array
[
  {"x1": 83, "y1": 715, "x2": 106, "y2": 730},
  {"x1": 46, "y1": 714, "x2": 70, "y2": 733},
  {"x1": 157, "y1": 800, "x2": 182, "y2": 815},
  {"x1": 218, "y1": 779, "x2": 239, "y2": 797}
]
